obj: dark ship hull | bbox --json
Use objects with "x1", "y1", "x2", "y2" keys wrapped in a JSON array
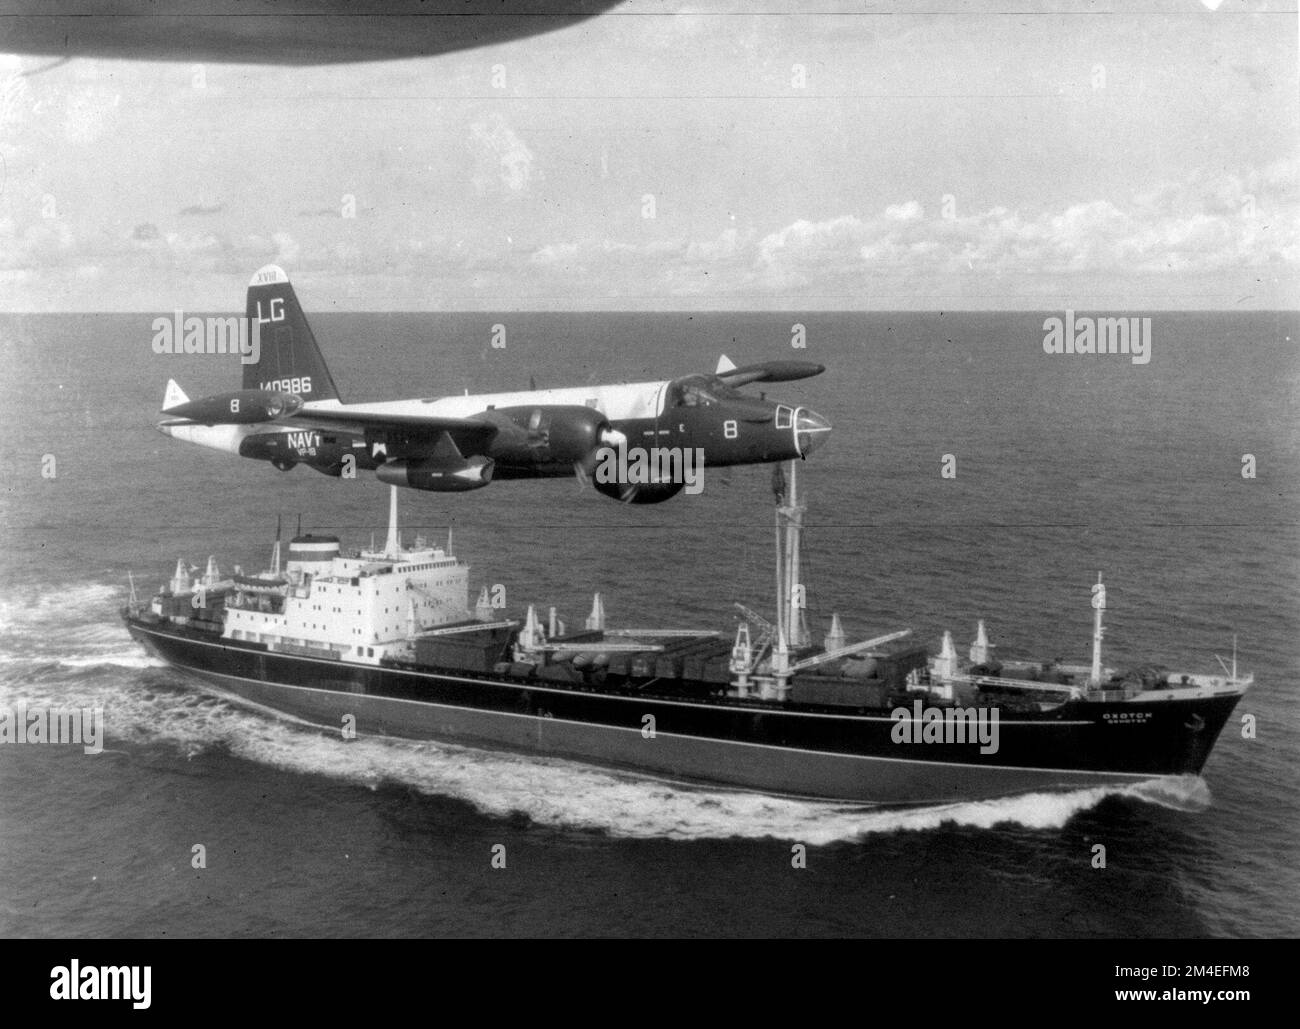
[{"x1": 126, "y1": 616, "x2": 1242, "y2": 805}]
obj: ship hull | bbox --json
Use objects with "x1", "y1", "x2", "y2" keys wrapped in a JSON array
[{"x1": 126, "y1": 618, "x2": 1242, "y2": 805}]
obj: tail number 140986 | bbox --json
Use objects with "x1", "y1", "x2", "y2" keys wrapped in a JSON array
[{"x1": 260, "y1": 377, "x2": 312, "y2": 395}]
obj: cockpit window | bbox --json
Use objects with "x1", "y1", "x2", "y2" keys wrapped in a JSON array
[
  {"x1": 682, "y1": 384, "x2": 718, "y2": 406},
  {"x1": 670, "y1": 375, "x2": 735, "y2": 408}
]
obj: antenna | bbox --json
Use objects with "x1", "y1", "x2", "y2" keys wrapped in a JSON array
[{"x1": 296, "y1": 513, "x2": 302, "y2": 537}]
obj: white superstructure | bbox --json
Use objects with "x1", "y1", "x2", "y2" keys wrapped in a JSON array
[{"x1": 220, "y1": 490, "x2": 471, "y2": 664}]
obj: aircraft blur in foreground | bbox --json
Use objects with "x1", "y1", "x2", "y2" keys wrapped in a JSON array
[
  {"x1": 156, "y1": 266, "x2": 832, "y2": 504},
  {"x1": 7, "y1": 1, "x2": 622, "y2": 66}
]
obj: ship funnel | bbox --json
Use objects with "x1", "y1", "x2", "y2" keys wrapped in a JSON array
[
  {"x1": 475, "y1": 586, "x2": 493, "y2": 622},
  {"x1": 171, "y1": 558, "x2": 188, "y2": 595},
  {"x1": 203, "y1": 556, "x2": 221, "y2": 586},
  {"x1": 287, "y1": 535, "x2": 340, "y2": 573}
]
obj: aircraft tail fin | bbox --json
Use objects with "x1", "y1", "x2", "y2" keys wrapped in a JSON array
[
  {"x1": 242, "y1": 265, "x2": 342, "y2": 402},
  {"x1": 715, "y1": 354, "x2": 737, "y2": 375},
  {"x1": 162, "y1": 378, "x2": 189, "y2": 412}
]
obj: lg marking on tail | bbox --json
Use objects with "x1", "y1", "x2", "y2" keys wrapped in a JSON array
[{"x1": 243, "y1": 265, "x2": 342, "y2": 402}]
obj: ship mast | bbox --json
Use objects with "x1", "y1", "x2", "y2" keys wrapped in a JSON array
[
  {"x1": 1089, "y1": 572, "x2": 1106, "y2": 687},
  {"x1": 767, "y1": 459, "x2": 810, "y2": 688},
  {"x1": 773, "y1": 467, "x2": 788, "y2": 675},
  {"x1": 384, "y1": 485, "x2": 401, "y2": 559},
  {"x1": 776, "y1": 460, "x2": 809, "y2": 649}
]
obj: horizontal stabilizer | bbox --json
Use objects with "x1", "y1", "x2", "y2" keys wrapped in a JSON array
[{"x1": 162, "y1": 379, "x2": 189, "y2": 412}]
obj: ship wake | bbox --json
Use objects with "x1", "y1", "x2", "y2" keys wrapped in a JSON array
[
  {"x1": 3, "y1": 671, "x2": 1210, "y2": 842},
  {"x1": 0, "y1": 581, "x2": 166, "y2": 672}
]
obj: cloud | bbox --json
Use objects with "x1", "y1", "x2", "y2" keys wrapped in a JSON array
[
  {"x1": 510, "y1": 161, "x2": 1299, "y2": 302},
  {"x1": 4, "y1": 160, "x2": 1294, "y2": 309},
  {"x1": 748, "y1": 161, "x2": 1300, "y2": 284},
  {"x1": 0, "y1": 217, "x2": 75, "y2": 270},
  {"x1": 884, "y1": 200, "x2": 924, "y2": 221},
  {"x1": 179, "y1": 203, "x2": 226, "y2": 217}
]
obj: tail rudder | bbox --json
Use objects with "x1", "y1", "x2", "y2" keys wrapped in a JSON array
[{"x1": 243, "y1": 265, "x2": 341, "y2": 402}]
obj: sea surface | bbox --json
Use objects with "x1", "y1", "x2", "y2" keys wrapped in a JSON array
[{"x1": 1, "y1": 309, "x2": 1296, "y2": 938}]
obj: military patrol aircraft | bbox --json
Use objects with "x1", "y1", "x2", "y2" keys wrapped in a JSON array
[{"x1": 157, "y1": 265, "x2": 832, "y2": 504}]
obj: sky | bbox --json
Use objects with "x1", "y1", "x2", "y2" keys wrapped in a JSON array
[{"x1": 1, "y1": 1, "x2": 1297, "y2": 311}]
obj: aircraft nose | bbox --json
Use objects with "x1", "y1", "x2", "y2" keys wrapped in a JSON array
[{"x1": 794, "y1": 407, "x2": 832, "y2": 457}]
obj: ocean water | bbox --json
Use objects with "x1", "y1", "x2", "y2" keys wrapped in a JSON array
[{"x1": 0, "y1": 310, "x2": 1296, "y2": 938}]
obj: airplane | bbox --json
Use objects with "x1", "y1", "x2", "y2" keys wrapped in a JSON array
[{"x1": 156, "y1": 265, "x2": 832, "y2": 504}]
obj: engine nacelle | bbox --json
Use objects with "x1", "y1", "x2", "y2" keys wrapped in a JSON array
[
  {"x1": 164, "y1": 389, "x2": 302, "y2": 425},
  {"x1": 491, "y1": 405, "x2": 615, "y2": 468},
  {"x1": 375, "y1": 456, "x2": 494, "y2": 492}
]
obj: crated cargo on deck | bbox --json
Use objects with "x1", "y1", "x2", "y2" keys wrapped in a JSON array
[{"x1": 412, "y1": 625, "x2": 513, "y2": 673}]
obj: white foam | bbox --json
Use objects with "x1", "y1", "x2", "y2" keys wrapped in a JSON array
[
  {"x1": 126, "y1": 689, "x2": 1210, "y2": 840},
  {"x1": 0, "y1": 582, "x2": 121, "y2": 634},
  {"x1": 0, "y1": 580, "x2": 163, "y2": 671},
  {"x1": 55, "y1": 653, "x2": 167, "y2": 670}
]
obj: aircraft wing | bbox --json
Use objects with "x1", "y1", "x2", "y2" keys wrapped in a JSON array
[
  {"x1": 285, "y1": 407, "x2": 499, "y2": 457},
  {"x1": 7, "y1": 1, "x2": 624, "y2": 66}
]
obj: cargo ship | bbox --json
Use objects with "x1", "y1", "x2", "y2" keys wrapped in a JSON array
[{"x1": 123, "y1": 465, "x2": 1250, "y2": 804}]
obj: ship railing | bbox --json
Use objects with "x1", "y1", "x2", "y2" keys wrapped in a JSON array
[
  {"x1": 1169, "y1": 670, "x2": 1254, "y2": 691},
  {"x1": 605, "y1": 629, "x2": 723, "y2": 638},
  {"x1": 947, "y1": 673, "x2": 1085, "y2": 700}
]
